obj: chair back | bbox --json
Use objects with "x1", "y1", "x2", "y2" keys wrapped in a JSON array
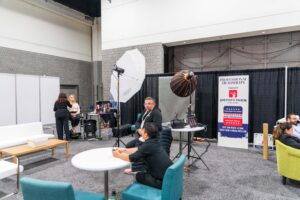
[
  {"x1": 159, "y1": 127, "x2": 173, "y2": 156},
  {"x1": 21, "y1": 177, "x2": 75, "y2": 200},
  {"x1": 161, "y1": 155, "x2": 185, "y2": 200},
  {"x1": 275, "y1": 140, "x2": 300, "y2": 180}
]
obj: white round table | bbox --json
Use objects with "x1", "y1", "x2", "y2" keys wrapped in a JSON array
[
  {"x1": 72, "y1": 147, "x2": 130, "y2": 199},
  {"x1": 172, "y1": 125, "x2": 209, "y2": 170}
]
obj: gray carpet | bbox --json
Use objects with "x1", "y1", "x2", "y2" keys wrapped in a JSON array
[{"x1": 1, "y1": 136, "x2": 300, "y2": 200}]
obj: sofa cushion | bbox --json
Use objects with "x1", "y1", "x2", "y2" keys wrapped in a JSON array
[
  {"x1": 0, "y1": 160, "x2": 24, "y2": 179},
  {"x1": 0, "y1": 138, "x2": 28, "y2": 149},
  {"x1": 26, "y1": 134, "x2": 54, "y2": 140},
  {"x1": 0, "y1": 134, "x2": 54, "y2": 149},
  {"x1": 0, "y1": 122, "x2": 43, "y2": 141},
  {"x1": 0, "y1": 122, "x2": 54, "y2": 149}
]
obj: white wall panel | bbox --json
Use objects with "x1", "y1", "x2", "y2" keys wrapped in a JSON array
[
  {"x1": 16, "y1": 74, "x2": 40, "y2": 124},
  {"x1": 40, "y1": 76, "x2": 60, "y2": 124},
  {"x1": 0, "y1": 0, "x2": 91, "y2": 61},
  {"x1": 0, "y1": 73, "x2": 16, "y2": 125}
]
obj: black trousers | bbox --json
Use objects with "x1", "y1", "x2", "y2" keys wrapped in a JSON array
[
  {"x1": 69, "y1": 115, "x2": 80, "y2": 128},
  {"x1": 136, "y1": 172, "x2": 162, "y2": 189},
  {"x1": 55, "y1": 109, "x2": 70, "y2": 140}
]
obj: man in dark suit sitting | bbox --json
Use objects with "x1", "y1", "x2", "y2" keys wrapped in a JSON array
[
  {"x1": 123, "y1": 97, "x2": 162, "y2": 174},
  {"x1": 126, "y1": 97, "x2": 162, "y2": 148},
  {"x1": 113, "y1": 123, "x2": 172, "y2": 189}
]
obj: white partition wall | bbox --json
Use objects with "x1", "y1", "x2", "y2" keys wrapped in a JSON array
[
  {"x1": 0, "y1": 73, "x2": 16, "y2": 126},
  {"x1": 16, "y1": 74, "x2": 40, "y2": 124},
  {"x1": 0, "y1": 73, "x2": 60, "y2": 126},
  {"x1": 40, "y1": 76, "x2": 60, "y2": 124}
]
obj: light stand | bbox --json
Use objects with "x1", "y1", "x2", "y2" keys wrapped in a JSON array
[
  {"x1": 170, "y1": 70, "x2": 210, "y2": 170},
  {"x1": 113, "y1": 67, "x2": 126, "y2": 147},
  {"x1": 186, "y1": 93, "x2": 210, "y2": 171}
]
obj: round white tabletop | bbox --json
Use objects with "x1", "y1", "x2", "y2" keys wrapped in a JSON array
[
  {"x1": 72, "y1": 147, "x2": 130, "y2": 171},
  {"x1": 72, "y1": 147, "x2": 130, "y2": 199},
  {"x1": 171, "y1": 125, "x2": 204, "y2": 132}
]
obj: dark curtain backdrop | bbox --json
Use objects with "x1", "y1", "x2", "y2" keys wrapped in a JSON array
[
  {"x1": 121, "y1": 76, "x2": 159, "y2": 124},
  {"x1": 287, "y1": 67, "x2": 300, "y2": 114},
  {"x1": 195, "y1": 68, "x2": 285, "y2": 142},
  {"x1": 121, "y1": 68, "x2": 285, "y2": 143}
]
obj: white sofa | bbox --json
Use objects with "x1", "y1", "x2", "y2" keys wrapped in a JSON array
[
  {"x1": 0, "y1": 122, "x2": 55, "y2": 149},
  {"x1": 0, "y1": 156, "x2": 24, "y2": 198}
]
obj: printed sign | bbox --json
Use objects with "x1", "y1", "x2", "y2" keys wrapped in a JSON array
[{"x1": 218, "y1": 75, "x2": 249, "y2": 149}]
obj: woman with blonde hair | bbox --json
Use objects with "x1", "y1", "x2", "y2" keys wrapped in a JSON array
[
  {"x1": 273, "y1": 122, "x2": 300, "y2": 149},
  {"x1": 68, "y1": 94, "x2": 80, "y2": 134}
]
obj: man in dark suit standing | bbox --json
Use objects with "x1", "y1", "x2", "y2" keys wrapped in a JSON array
[{"x1": 126, "y1": 97, "x2": 162, "y2": 148}]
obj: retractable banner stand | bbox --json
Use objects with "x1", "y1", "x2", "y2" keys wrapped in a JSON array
[{"x1": 218, "y1": 75, "x2": 249, "y2": 149}]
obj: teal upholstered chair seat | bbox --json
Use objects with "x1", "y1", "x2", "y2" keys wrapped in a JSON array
[
  {"x1": 131, "y1": 113, "x2": 141, "y2": 132},
  {"x1": 21, "y1": 177, "x2": 105, "y2": 200},
  {"x1": 122, "y1": 155, "x2": 186, "y2": 200},
  {"x1": 122, "y1": 183, "x2": 162, "y2": 200}
]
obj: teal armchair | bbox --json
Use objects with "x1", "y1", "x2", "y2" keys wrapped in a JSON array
[
  {"x1": 20, "y1": 177, "x2": 105, "y2": 200},
  {"x1": 131, "y1": 113, "x2": 141, "y2": 132},
  {"x1": 122, "y1": 155, "x2": 186, "y2": 200}
]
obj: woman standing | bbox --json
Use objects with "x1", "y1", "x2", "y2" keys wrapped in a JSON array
[
  {"x1": 68, "y1": 94, "x2": 80, "y2": 134},
  {"x1": 54, "y1": 93, "x2": 72, "y2": 140}
]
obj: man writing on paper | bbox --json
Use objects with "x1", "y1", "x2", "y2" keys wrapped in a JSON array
[{"x1": 113, "y1": 123, "x2": 172, "y2": 189}]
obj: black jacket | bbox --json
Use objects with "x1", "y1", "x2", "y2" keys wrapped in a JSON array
[
  {"x1": 279, "y1": 133, "x2": 300, "y2": 149},
  {"x1": 129, "y1": 138, "x2": 172, "y2": 180},
  {"x1": 53, "y1": 100, "x2": 72, "y2": 111},
  {"x1": 135, "y1": 107, "x2": 162, "y2": 131}
]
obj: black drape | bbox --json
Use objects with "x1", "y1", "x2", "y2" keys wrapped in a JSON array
[
  {"x1": 195, "y1": 68, "x2": 285, "y2": 142},
  {"x1": 287, "y1": 67, "x2": 300, "y2": 114},
  {"x1": 121, "y1": 76, "x2": 159, "y2": 124},
  {"x1": 194, "y1": 72, "x2": 219, "y2": 139},
  {"x1": 120, "y1": 68, "x2": 285, "y2": 143}
]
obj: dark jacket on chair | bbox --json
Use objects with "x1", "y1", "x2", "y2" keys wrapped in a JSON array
[{"x1": 279, "y1": 133, "x2": 300, "y2": 149}]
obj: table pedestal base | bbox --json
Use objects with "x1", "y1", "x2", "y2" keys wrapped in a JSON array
[{"x1": 104, "y1": 171, "x2": 108, "y2": 200}]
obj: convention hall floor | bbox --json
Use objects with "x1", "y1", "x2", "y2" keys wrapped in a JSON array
[{"x1": 1, "y1": 136, "x2": 300, "y2": 200}]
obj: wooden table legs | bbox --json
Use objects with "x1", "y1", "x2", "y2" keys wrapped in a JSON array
[{"x1": 66, "y1": 142, "x2": 69, "y2": 161}]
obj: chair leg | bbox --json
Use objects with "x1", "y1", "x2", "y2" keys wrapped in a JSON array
[
  {"x1": 282, "y1": 176, "x2": 287, "y2": 185},
  {"x1": 15, "y1": 157, "x2": 20, "y2": 194}
]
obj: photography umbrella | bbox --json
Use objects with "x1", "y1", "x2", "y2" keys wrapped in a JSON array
[
  {"x1": 110, "y1": 48, "x2": 145, "y2": 103},
  {"x1": 110, "y1": 48, "x2": 145, "y2": 147},
  {"x1": 170, "y1": 70, "x2": 197, "y2": 98},
  {"x1": 170, "y1": 70, "x2": 197, "y2": 114}
]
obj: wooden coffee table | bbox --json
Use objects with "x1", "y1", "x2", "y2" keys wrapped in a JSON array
[{"x1": 0, "y1": 139, "x2": 69, "y2": 163}]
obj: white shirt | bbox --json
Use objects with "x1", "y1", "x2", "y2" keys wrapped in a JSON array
[
  {"x1": 293, "y1": 124, "x2": 300, "y2": 138},
  {"x1": 68, "y1": 102, "x2": 80, "y2": 116}
]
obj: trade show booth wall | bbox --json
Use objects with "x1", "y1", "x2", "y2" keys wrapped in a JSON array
[{"x1": 121, "y1": 67, "x2": 300, "y2": 143}]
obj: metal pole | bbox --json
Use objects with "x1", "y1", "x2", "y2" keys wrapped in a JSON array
[
  {"x1": 188, "y1": 132, "x2": 191, "y2": 160},
  {"x1": 117, "y1": 73, "x2": 120, "y2": 147},
  {"x1": 179, "y1": 132, "x2": 182, "y2": 155},
  {"x1": 284, "y1": 66, "x2": 288, "y2": 117},
  {"x1": 104, "y1": 171, "x2": 109, "y2": 200}
]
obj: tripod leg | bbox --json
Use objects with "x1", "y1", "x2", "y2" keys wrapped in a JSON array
[{"x1": 188, "y1": 132, "x2": 191, "y2": 160}]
